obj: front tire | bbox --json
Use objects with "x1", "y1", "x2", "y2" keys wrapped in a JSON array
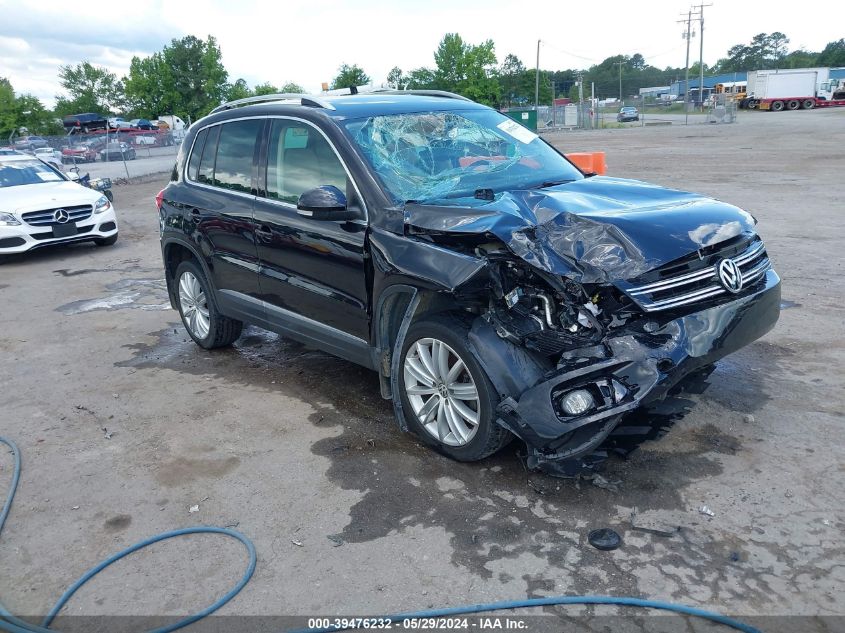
[
  {"x1": 174, "y1": 260, "x2": 243, "y2": 349},
  {"x1": 398, "y1": 315, "x2": 512, "y2": 461}
]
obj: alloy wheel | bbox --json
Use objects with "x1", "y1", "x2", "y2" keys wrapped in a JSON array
[
  {"x1": 178, "y1": 271, "x2": 210, "y2": 340},
  {"x1": 403, "y1": 337, "x2": 480, "y2": 447}
]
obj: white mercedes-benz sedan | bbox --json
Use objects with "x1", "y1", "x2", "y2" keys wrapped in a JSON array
[{"x1": 0, "y1": 154, "x2": 118, "y2": 255}]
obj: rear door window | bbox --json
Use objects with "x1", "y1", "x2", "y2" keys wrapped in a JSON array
[{"x1": 212, "y1": 120, "x2": 262, "y2": 193}]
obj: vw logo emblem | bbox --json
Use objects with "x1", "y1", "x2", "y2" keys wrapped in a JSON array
[
  {"x1": 717, "y1": 258, "x2": 743, "y2": 294},
  {"x1": 53, "y1": 208, "x2": 70, "y2": 224}
]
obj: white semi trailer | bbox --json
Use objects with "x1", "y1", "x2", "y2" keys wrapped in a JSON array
[{"x1": 745, "y1": 68, "x2": 845, "y2": 111}]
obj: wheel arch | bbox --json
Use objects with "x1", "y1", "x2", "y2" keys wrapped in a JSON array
[
  {"x1": 374, "y1": 283, "x2": 551, "y2": 437},
  {"x1": 373, "y1": 282, "x2": 490, "y2": 393},
  {"x1": 162, "y1": 238, "x2": 216, "y2": 310}
]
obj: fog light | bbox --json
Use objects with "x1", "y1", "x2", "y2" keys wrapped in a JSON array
[{"x1": 560, "y1": 389, "x2": 595, "y2": 416}]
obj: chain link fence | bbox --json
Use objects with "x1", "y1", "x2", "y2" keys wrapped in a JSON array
[
  {"x1": 526, "y1": 94, "x2": 739, "y2": 133},
  {"x1": 2, "y1": 127, "x2": 180, "y2": 182}
]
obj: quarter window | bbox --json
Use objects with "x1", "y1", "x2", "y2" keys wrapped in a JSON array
[
  {"x1": 187, "y1": 128, "x2": 208, "y2": 182},
  {"x1": 197, "y1": 125, "x2": 219, "y2": 185},
  {"x1": 266, "y1": 120, "x2": 347, "y2": 204}
]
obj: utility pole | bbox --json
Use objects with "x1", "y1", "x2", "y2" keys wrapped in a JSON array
[
  {"x1": 678, "y1": 9, "x2": 694, "y2": 124},
  {"x1": 695, "y1": 3, "x2": 712, "y2": 111},
  {"x1": 613, "y1": 61, "x2": 624, "y2": 104},
  {"x1": 535, "y1": 39, "x2": 541, "y2": 110},
  {"x1": 577, "y1": 71, "x2": 584, "y2": 128}
]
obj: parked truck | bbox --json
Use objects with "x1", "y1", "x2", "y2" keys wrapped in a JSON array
[
  {"x1": 744, "y1": 68, "x2": 845, "y2": 111},
  {"x1": 155, "y1": 115, "x2": 187, "y2": 140}
]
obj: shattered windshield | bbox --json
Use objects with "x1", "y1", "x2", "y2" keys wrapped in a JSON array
[{"x1": 342, "y1": 109, "x2": 583, "y2": 204}]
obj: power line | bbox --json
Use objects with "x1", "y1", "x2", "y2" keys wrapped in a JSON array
[{"x1": 539, "y1": 40, "x2": 601, "y2": 64}]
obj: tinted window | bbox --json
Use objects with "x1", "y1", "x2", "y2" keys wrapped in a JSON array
[
  {"x1": 213, "y1": 120, "x2": 262, "y2": 193},
  {"x1": 197, "y1": 125, "x2": 219, "y2": 184},
  {"x1": 266, "y1": 120, "x2": 347, "y2": 204},
  {"x1": 187, "y1": 128, "x2": 208, "y2": 181}
]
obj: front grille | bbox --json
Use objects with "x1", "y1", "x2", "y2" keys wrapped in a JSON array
[
  {"x1": 22, "y1": 205, "x2": 93, "y2": 227},
  {"x1": 623, "y1": 237, "x2": 771, "y2": 312}
]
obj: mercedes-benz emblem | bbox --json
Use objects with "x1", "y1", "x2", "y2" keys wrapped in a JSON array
[
  {"x1": 717, "y1": 258, "x2": 743, "y2": 294},
  {"x1": 53, "y1": 208, "x2": 70, "y2": 224}
]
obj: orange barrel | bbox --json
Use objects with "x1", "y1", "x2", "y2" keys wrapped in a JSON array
[
  {"x1": 591, "y1": 151, "x2": 607, "y2": 175},
  {"x1": 565, "y1": 152, "x2": 594, "y2": 173}
]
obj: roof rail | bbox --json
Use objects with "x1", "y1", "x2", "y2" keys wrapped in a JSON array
[
  {"x1": 210, "y1": 93, "x2": 335, "y2": 115},
  {"x1": 365, "y1": 88, "x2": 473, "y2": 102}
]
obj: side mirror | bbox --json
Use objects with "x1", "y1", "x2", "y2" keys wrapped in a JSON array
[{"x1": 296, "y1": 185, "x2": 357, "y2": 221}]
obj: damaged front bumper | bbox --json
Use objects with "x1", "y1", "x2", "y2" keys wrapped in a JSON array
[{"x1": 487, "y1": 268, "x2": 781, "y2": 466}]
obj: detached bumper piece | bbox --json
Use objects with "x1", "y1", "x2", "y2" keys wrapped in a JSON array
[{"x1": 495, "y1": 269, "x2": 781, "y2": 473}]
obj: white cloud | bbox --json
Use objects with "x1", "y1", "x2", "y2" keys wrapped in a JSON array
[{"x1": 2, "y1": 0, "x2": 843, "y2": 108}]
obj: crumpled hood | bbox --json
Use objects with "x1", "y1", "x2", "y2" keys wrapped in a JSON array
[{"x1": 404, "y1": 176, "x2": 756, "y2": 283}]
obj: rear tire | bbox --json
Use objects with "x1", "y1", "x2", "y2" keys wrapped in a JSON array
[
  {"x1": 174, "y1": 260, "x2": 243, "y2": 349},
  {"x1": 802, "y1": 99, "x2": 815, "y2": 109},
  {"x1": 771, "y1": 100, "x2": 785, "y2": 112},
  {"x1": 398, "y1": 314, "x2": 512, "y2": 462},
  {"x1": 786, "y1": 99, "x2": 800, "y2": 111}
]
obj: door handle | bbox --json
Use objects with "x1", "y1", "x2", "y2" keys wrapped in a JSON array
[{"x1": 255, "y1": 225, "x2": 273, "y2": 238}]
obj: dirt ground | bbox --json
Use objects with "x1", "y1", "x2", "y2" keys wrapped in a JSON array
[{"x1": 1, "y1": 108, "x2": 843, "y2": 632}]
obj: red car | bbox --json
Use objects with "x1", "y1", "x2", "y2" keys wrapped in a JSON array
[{"x1": 61, "y1": 144, "x2": 98, "y2": 163}]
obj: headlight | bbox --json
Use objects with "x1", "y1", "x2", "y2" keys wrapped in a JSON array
[
  {"x1": 0, "y1": 212, "x2": 21, "y2": 226},
  {"x1": 94, "y1": 196, "x2": 111, "y2": 214}
]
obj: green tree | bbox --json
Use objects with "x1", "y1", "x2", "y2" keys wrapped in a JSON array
[
  {"x1": 630, "y1": 53, "x2": 646, "y2": 70},
  {"x1": 431, "y1": 33, "x2": 500, "y2": 106},
  {"x1": 226, "y1": 78, "x2": 252, "y2": 101},
  {"x1": 782, "y1": 49, "x2": 820, "y2": 69},
  {"x1": 406, "y1": 68, "x2": 435, "y2": 89},
  {"x1": 124, "y1": 35, "x2": 228, "y2": 120},
  {"x1": 499, "y1": 54, "x2": 525, "y2": 106},
  {"x1": 331, "y1": 64, "x2": 370, "y2": 90},
  {"x1": 0, "y1": 78, "x2": 15, "y2": 137},
  {"x1": 254, "y1": 82, "x2": 279, "y2": 95},
  {"x1": 55, "y1": 61, "x2": 124, "y2": 115},
  {"x1": 769, "y1": 32, "x2": 790, "y2": 64},
  {"x1": 386, "y1": 67, "x2": 405, "y2": 89},
  {"x1": 818, "y1": 39, "x2": 845, "y2": 66},
  {"x1": 279, "y1": 81, "x2": 305, "y2": 93},
  {"x1": 497, "y1": 54, "x2": 552, "y2": 106},
  {"x1": 714, "y1": 33, "x2": 795, "y2": 72},
  {"x1": 122, "y1": 52, "x2": 168, "y2": 118},
  {"x1": 15, "y1": 95, "x2": 62, "y2": 135},
  {"x1": 0, "y1": 78, "x2": 62, "y2": 138}
]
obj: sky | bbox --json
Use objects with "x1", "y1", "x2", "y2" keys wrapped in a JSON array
[{"x1": 1, "y1": 0, "x2": 843, "y2": 108}]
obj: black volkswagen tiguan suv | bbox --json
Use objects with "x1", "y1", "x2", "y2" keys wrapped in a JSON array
[{"x1": 157, "y1": 90, "x2": 780, "y2": 472}]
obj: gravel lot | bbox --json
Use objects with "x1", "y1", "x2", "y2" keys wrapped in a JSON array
[{"x1": 1, "y1": 108, "x2": 843, "y2": 632}]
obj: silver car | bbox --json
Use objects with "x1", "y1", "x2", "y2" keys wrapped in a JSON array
[{"x1": 617, "y1": 107, "x2": 639, "y2": 122}]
